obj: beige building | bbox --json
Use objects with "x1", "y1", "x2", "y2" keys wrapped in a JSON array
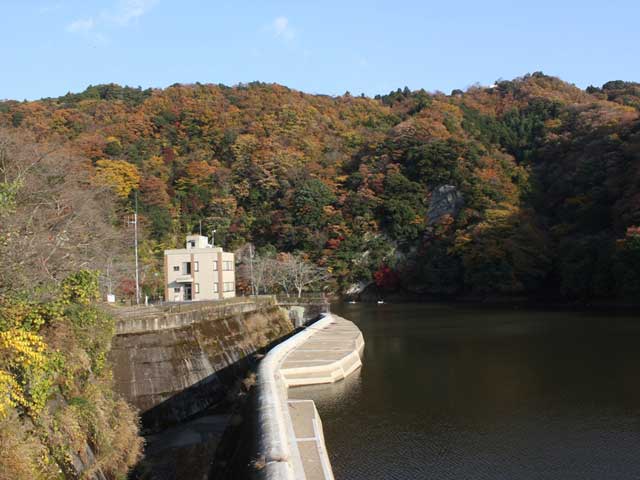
[{"x1": 164, "y1": 235, "x2": 235, "y2": 302}]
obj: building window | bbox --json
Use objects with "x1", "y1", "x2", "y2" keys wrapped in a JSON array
[
  {"x1": 223, "y1": 261, "x2": 233, "y2": 271},
  {"x1": 213, "y1": 261, "x2": 218, "y2": 271},
  {"x1": 194, "y1": 283, "x2": 200, "y2": 294},
  {"x1": 173, "y1": 266, "x2": 179, "y2": 271},
  {"x1": 185, "y1": 262, "x2": 191, "y2": 274},
  {"x1": 194, "y1": 261, "x2": 199, "y2": 272},
  {"x1": 224, "y1": 282, "x2": 234, "y2": 292},
  {"x1": 189, "y1": 240, "x2": 195, "y2": 247},
  {"x1": 213, "y1": 283, "x2": 219, "y2": 293},
  {"x1": 174, "y1": 287, "x2": 180, "y2": 293}
]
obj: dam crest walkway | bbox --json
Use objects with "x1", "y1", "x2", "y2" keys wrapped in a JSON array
[{"x1": 258, "y1": 313, "x2": 364, "y2": 480}]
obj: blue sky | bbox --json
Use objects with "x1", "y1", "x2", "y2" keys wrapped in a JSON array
[{"x1": 2, "y1": 0, "x2": 639, "y2": 100}]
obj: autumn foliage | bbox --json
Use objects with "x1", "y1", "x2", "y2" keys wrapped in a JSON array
[
  {"x1": 1, "y1": 73, "x2": 640, "y2": 300},
  {"x1": 0, "y1": 272, "x2": 142, "y2": 479},
  {"x1": 374, "y1": 265, "x2": 400, "y2": 290}
]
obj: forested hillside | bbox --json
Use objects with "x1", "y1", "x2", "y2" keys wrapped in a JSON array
[
  {"x1": 0, "y1": 130, "x2": 142, "y2": 478},
  {"x1": 2, "y1": 73, "x2": 639, "y2": 301}
]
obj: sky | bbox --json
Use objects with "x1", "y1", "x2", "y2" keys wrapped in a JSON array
[{"x1": 1, "y1": 0, "x2": 639, "y2": 101}]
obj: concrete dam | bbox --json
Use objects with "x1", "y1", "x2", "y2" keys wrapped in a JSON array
[{"x1": 108, "y1": 296, "x2": 364, "y2": 479}]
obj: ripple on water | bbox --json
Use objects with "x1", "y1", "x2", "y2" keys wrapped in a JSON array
[{"x1": 292, "y1": 303, "x2": 640, "y2": 480}]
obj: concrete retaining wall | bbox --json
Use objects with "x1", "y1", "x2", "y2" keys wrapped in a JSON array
[{"x1": 110, "y1": 305, "x2": 293, "y2": 431}]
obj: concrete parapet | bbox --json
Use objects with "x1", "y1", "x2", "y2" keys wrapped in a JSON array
[
  {"x1": 256, "y1": 314, "x2": 364, "y2": 480},
  {"x1": 110, "y1": 296, "x2": 276, "y2": 335}
]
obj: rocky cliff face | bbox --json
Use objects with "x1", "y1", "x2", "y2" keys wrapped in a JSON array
[
  {"x1": 426, "y1": 185, "x2": 464, "y2": 225},
  {"x1": 110, "y1": 306, "x2": 293, "y2": 431}
]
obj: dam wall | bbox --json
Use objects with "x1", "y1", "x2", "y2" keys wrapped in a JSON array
[{"x1": 109, "y1": 299, "x2": 294, "y2": 431}]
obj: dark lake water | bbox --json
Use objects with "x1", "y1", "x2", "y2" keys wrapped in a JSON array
[{"x1": 289, "y1": 303, "x2": 640, "y2": 480}]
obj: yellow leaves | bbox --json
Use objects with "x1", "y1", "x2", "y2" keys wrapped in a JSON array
[
  {"x1": 60, "y1": 270, "x2": 100, "y2": 306},
  {"x1": 322, "y1": 205, "x2": 338, "y2": 218},
  {"x1": 142, "y1": 155, "x2": 169, "y2": 182},
  {"x1": 0, "y1": 272, "x2": 101, "y2": 419},
  {"x1": 0, "y1": 329, "x2": 47, "y2": 369},
  {"x1": 231, "y1": 134, "x2": 259, "y2": 162},
  {"x1": 484, "y1": 203, "x2": 520, "y2": 225},
  {"x1": 451, "y1": 232, "x2": 473, "y2": 255},
  {"x1": 0, "y1": 299, "x2": 63, "y2": 332},
  {"x1": 410, "y1": 214, "x2": 424, "y2": 226},
  {"x1": 0, "y1": 369, "x2": 25, "y2": 418},
  {"x1": 452, "y1": 203, "x2": 520, "y2": 255},
  {"x1": 334, "y1": 175, "x2": 348, "y2": 185},
  {"x1": 93, "y1": 159, "x2": 141, "y2": 198},
  {"x1": 544, "y1": 118, "x2": 562, "y2": 130},
  {"x1": 0, "y1": 328, "x2": 49, "y2": 418},
  {"x1": 0, "y1": 300, "x2": 42, "y2": 331}
]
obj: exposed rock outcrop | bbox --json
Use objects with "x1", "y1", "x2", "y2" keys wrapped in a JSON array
[
  {"x1": 427, "y1": 185, "x2": 464, "y2": 225},
  {"x1": 344, "y1": 281, "x2": 373, "y2": 298}
]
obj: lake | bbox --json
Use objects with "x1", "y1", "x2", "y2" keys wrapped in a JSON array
[{"x1": 289, "y1": 303, "x2": 640, "y2": 480}]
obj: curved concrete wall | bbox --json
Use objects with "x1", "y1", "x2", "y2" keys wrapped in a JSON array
[{"x1": 256, "y1": 314, "x2": 364, "y2": 480}]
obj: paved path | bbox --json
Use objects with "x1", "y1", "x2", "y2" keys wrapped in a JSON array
[
  {"x1": 281, "y1": 317, "x2": 364, "y2": 387},
  {"x1": 257, "y1": 314, "x2": 364, "y2": 480},
  {"x1": 282, "y1": 316, "x2": 364, "y2": 479}
]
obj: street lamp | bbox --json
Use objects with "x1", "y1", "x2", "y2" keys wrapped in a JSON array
[{"x1": 211, "y1": 229, "x2": 217, "y2": 247}]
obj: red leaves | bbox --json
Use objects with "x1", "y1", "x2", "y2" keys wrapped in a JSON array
[
  {"x1": 116, "y1": 278, "x2": 137, "y2": 298},
  {"x1": 373, "y1": 264, "x2": 400, "y2": 290},
  {"x1": 325, "y1": 237, "x2": 343, "y2": 250}
]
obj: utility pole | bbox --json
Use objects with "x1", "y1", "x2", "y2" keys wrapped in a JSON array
[
  {"x1": 127, "y1": 192, "x2": 140, "y2": 305},
  {"x1": 106, "y1": 258, "x2": 113, "y2": 295},
  {"x1": 249, "y1": 243, "x2": 255, "y2": 296}
]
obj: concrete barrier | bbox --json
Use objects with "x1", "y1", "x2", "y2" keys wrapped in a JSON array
[
  {"x1": 111, "y1": 297, "x2": 276, "y2": 335},
  {"x1": 256, "y1": 313, "x2": 364, "y2": 480}
]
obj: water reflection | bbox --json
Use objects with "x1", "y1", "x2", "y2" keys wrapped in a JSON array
[{"x1": 298, "y1": 303, "x2": 640, "y2": 480}]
